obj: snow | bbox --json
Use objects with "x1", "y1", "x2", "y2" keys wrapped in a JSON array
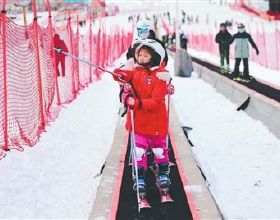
[
  {"x1": 0, "y1": 71, "x2": 120, "y2": 218},
  {"x1": 167, "y1": 57, "x2": 280, "y2": 219}
]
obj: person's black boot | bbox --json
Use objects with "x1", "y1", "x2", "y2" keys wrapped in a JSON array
[
  {"x1": 133, "y1": 167, "x2": 146, "y2": 194},
  {"x1": 157, "y1": 163, "x2": 170, "y2": 190}
]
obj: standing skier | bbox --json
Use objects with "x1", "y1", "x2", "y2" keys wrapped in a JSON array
[
  {"x1": 53, "y1": 34, "x2": 69, "y2": 77},
  {"x1": 215, "y1": 23, "x2": 233, "y2": 74},
  {"x1": 113, "y1": 39, "x2": 171, "y2": 207},
  {"x1": 231, "y1": 23, "x2": 259, "y2": 83}
]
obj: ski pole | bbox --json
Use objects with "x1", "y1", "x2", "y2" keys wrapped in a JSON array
[
  {"x1": 129, "y1": 109, "x2": 141, "y2": 212},
  {"x1": 128, "y1": 132, "x2": 134, "y2": 166},
  {"x1": 166, "y1": 78, "x2": 176, "y2": 167},
  {"x1": 166, "y1": 78, "x2": 172, "y2": 149},
  {"x1": 53, "y1": 48, "x2": 126, "y2": 83}
]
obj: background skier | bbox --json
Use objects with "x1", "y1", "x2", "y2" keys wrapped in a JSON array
[
  {"x1": 215, "y1": 23, "x2": 233, "y2": 74},
  {"x1": 53, "y1": 34, "x2": 69, "y2": 77},
  {"x1": 126, "y1": 18, "x2": 168, "y2": 68},
  {"x1": 231, "y1": 23, "x2": 259, "y2": 83}
]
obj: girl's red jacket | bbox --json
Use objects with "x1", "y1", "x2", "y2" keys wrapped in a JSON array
[{"x1": 114, "y1": 66, "x2": 168, "y2": 137}]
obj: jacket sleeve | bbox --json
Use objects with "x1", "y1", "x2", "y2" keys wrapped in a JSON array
[
  {"x1": 163, "y1": 47, "x2": 168, "y2": 64},
  {"x1": 113, "y1": 68, "x2": 134, "y2": 82},
  {"x1": 228, "y1": 33, "x2": 234, "y2": 45},
  {"x1": 62, "y1": 41, "x2": 69, "y2": 53},
  {"x1": 139, "y1": 80, "x2": 167, "y2": 111},
  {"x1": 126, "y1": 46, "x2": 133, "y2": 60},
  {"x1": 248, "y1": 34, "x2": 258, "y2": 50},
  {"x1": 215, "y1": 33, "x2": 221, "y2": 43},
  {"x1": 160, "y1": 41, "x2": 168, "y2": 64}
]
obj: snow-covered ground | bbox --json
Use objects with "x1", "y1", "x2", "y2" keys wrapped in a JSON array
[
  {"x1": 0, "y1": 71, "x2": 120, "y2": 218},
  {"x1": 166, "y1": 57, "x2": 280, "y2": 219}
]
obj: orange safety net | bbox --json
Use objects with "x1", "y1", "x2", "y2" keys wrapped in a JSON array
[{"x1": 0, "y1": 5, "x2": 133, "y2": 159}]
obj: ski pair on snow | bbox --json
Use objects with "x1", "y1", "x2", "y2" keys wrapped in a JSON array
[
  {"x1": 131, "y1": 151, "x2": 174, "y2": 210},
  {"x1": 129, "y1": 109, "x2": 173, "y2": 212},
  {"x1": 138, "y1": 188, "x2": 174, "y2": 210},
  {"x1": 233, "y1": 75, "x2": 255, "y2": 84}
]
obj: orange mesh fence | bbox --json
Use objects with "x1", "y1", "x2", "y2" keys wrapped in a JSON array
[{"x1": 0, "y1": 3, "x2": 133, "y2": 159}]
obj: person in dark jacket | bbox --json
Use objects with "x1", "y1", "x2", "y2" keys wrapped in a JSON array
[
  {"x1": 215, "y1": 23, "x2": 233, "y2": 74},
  {"x1": 126, "y1": 24, "x2": 168, "y2": 67},
  {"x1": 53, "y1": 34, "x2": 69, "y2": 77},
  {"x1": 232, "y1": 23, "x2": 259, "y2": 82},
  {"x1": 126, "y1": 30, "x2": 168, "y2": 67},
  {"x1": 180, "y1": 32, "x2": 188, "y2": 50}
]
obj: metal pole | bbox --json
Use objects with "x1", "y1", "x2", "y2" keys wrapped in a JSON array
[
  {"x1": 175, "y1": 0, "x2": 180, "y2": 50},
  {"x1": 130, "y1": 109, "x2": 141, "y2": 212}
]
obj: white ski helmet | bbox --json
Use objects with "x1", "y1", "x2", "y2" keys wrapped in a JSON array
[
  {"x1": 136, "y1": 18, "x2": 152, "y2": 39},
  {"x1": 135, "y1": 39, "x2": 166, "y2": 66},
  {"x1": 237, "y1": 23, "x2": 245, "y2": 33}
]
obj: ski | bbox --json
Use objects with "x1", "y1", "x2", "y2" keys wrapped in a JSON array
[
  {"x1": 233, "y1": 75, "x2": 255, "y2": 84},
  {"x1": 240, "y1": 76, "x2": 255, "y2": 84},
  {"x1": 220, "y1": 66, "x2": 225, "y2": 74},
  {"x1": 160, "y1": 188, "x2": 174, "y2": 203},
  {"x1": 233, "y1": 76, "x2": 243, "y2": 81},
  {"x1": 139, "y1": 194, "x2": 152, "y2": 209}
]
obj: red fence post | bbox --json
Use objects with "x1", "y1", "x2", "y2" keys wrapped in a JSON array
[
  {"x1": 101, "y1": 22, "x2": 105, "y2": 67},
  {"x1": 32, "y1": 0, "x2": 45, "y2": 129},
  {"x1": 108, "y1": 30, "x2": 112, "y2": 64},
  {"x1": 46, "y1": 0, "x2": 61, "y2": 105},
  {"x1": 262, "y1": 23, "x2": 268, "y2": 68},
  {"x1": 1, "y1": 1, "x2": 9, "y2": 151},
  {"x1": 67, "y1": 10, "x2": 77, "y2": 99},
  {"x1": 89, "y1": 16, "x2": 93, "y2": 83},
  {"x1": 275, "y1": 22, "x2": 280, "y2": 71},
  {"x1": 76, "y1": 15, "x2": 80, "y2": 89},
  {"x1": 96, "y1": 20, "x2": 101, "y2": 79}
]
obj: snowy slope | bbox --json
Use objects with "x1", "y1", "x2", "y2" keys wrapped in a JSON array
[
  {"x1": 0, "y1": 71, "x2": 120, "y2": 218},
  {"x1": 166, "y1": 57, "x2": 280, "y2": 219}
]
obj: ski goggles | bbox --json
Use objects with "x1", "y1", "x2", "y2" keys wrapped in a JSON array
[{"x1": 137, "y1": 27, "x2": 149, "y2": 36}]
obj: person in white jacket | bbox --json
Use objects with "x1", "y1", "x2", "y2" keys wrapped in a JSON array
[{"x1": 231, "y1": 23, "x2": 259, "y2": 83}]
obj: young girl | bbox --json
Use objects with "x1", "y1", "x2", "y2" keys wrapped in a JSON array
[{"x1": 113, "y1": 39, "x2": 171, "y2": 200}]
